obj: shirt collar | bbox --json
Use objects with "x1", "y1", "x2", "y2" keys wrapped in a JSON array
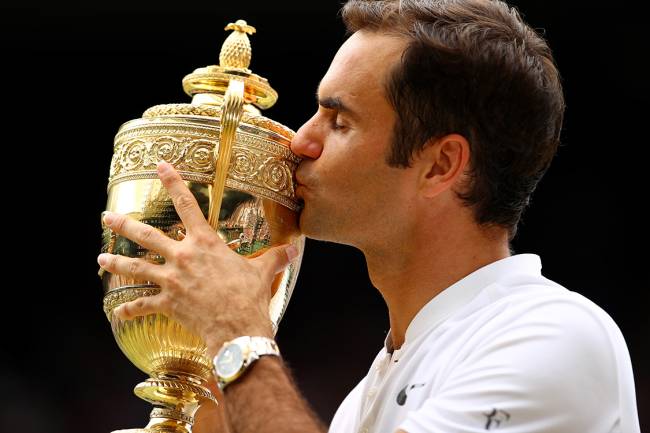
[{"x1": 385, "y1": 254, "x2": 542, "y2": 351}]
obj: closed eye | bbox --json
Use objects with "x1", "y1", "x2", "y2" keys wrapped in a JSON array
[{"x1": 332, "y1": 117, "x2": 347, "y2": 131}]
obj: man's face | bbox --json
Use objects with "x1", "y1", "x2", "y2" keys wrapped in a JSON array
[{"x1": 291, "y1": 31, "x2": 417, "y2": 249}]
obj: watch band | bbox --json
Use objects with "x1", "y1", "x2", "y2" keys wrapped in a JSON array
[{"x1": 247, "y1": 336, "x2": 281, "y2": 357}]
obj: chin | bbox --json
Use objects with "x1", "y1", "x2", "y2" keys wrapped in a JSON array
[
  {"x1": 297, "y1": 209, "x2": 356, "y2": 245},
  {"x1": 297, "y1": 211, "x2": 319, "y2": 239},
  {"x1": 297, "y1": 208, "x2": 329, "y2": 241}
]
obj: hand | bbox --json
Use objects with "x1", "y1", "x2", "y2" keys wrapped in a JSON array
[{"x1": 97, "y1": 161, "x2": 298, "y2": 355}]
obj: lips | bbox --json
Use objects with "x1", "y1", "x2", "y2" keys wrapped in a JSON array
[
  {"x1": 294, "y1": 167, "x2": 311, "y2": 204},
  {"x1": 294, "y1": 175, "x2": 309, "y2": 208},
  {"x1": 295, "y1": 171, "x2": 306, "y2": 186},
  {"x1": 295, "y1": 183, "x2": 307, "y2": 200},
  {"x1": 294, "y1": 172, "x2": 307, "y2": 196}
]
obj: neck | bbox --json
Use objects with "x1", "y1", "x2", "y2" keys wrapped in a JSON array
[{"x1": 362, "y1": 217, "x2": 510, "y2": 350}]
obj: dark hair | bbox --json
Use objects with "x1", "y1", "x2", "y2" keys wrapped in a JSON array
[{"x1": 342, "y1": 0, "x2": 565, "y2": 238}]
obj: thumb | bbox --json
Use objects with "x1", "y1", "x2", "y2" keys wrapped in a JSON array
[{"x1": 255, "y1": 243, "x2": 299, "y2": 279}]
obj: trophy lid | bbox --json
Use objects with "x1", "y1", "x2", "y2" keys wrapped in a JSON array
[
  {"x1": 110, "y1": 19, "x2": 300, "y2": 212},
  {"x1": 181, "y1": 20, "x2": 278, "y2": 110}
]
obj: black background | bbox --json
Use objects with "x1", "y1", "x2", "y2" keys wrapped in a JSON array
[{"x1": 1, "y1": 1, "x2": 647, "y2": 432}]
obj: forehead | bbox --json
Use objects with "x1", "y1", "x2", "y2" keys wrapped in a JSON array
[{"x1": 318, "y1": 31, "x2": 407, "y2": 103}]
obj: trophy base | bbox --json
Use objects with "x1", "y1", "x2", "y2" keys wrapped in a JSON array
[
  {"x1": 111, "y1": 423, "x2": 189, "y2": 433},
  {"x1": 135, "y1": 377, "x2": 217, "y2": 407},
  {"x1": 112, "y1": 430, "x2": 154, "y2": 433},
  {"x1": 111, "y1": 427, "x2": 190, "y2": 432},
  {"x1": 111, "y1": 406, "x2": 195, "y2": 433},
  {"x1": 110, "y1": 378, "x2": 217, "y2": 433}
]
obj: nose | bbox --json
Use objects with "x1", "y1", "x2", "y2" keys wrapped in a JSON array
[{"x1": 290, "y1": 115, "x2": 324, "y2": 159}]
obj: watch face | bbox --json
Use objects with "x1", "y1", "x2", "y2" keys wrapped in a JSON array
[{"x1": 216, "y1": 343, "x2": 244, "y2": 379}]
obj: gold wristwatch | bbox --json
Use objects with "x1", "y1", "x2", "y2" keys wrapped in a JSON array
[{"x1": 213, "y1": 336, "x2": 281, "y2": 390}]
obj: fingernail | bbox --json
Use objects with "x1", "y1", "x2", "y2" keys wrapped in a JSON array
[
  {"x1": 103, "y1": 212, "x2": 114, "y2": 225},
  {"x1": 157, "y1": 161, "x2": 171, "y2": 174},
  {"x1": 97, "y1": 254, "x2": 109, "y2": 266},
  {"x1": 286, "y1": 244, "x2": 299, "y2": 262}
]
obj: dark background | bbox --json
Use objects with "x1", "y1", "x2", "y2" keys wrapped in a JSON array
[{"x1": 1, "y1": 1, "x2": 647, "y2": 432}]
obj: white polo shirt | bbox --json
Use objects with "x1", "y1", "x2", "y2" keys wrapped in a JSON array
[{"x1": 329, "y1": 254, "x2": 639, "y2": 433}]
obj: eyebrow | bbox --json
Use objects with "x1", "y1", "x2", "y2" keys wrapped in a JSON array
[{"x1": 316, "y1": 91, "x2": 359, "y2": 120}]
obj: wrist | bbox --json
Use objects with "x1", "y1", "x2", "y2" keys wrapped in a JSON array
[
  {"x1": 205, "y1": 322, "x2": 274, "y2": 358},
  {"x1": 212, "y1": 336, "x2": 281, "y2": 390}
]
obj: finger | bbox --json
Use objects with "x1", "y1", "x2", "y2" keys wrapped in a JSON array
[
  {"x1": 253, "y1": 244, "x2": 299, "y2": 280},
  {"x1": 103, "y1": 212, "x2": 175, "y2": 257},
  {"x1": 98, "y1": 253, "x2": 162, "y2": 282},
  {"x1": 157, "y1": 161, "x2": 209, "y2": 233},
  {"x1": 114, "y1": 293, "x2": 167, "y2": 320}
]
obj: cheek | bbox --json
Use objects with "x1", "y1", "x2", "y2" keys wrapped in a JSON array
[{"x1": 317, "y1": 130, "x2": 393, "y2": 190}]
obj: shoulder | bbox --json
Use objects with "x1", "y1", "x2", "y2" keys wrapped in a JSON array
[
  {"x1": 445, "y1": 279, "x2": 630, "y2": 379},
  {"x1": 480, "y1": 281, "x2": 626, "y2": 354},
  {"x1": 396, "y1": 283, "x2": 639, "y2": 432},
  {"x1": 329, "y1": 377, "x2": 367, "y2": 433}
]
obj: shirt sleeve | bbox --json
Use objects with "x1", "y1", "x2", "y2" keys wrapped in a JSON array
[{"x1": 397, "y1": 297, "x2": 638, "y2": 433}]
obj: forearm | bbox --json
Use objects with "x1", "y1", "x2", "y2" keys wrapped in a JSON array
[
  {"x1": 193, "y1": 381, "x2": 231, "y2": 433},
  {"x1": 223, "y1": 356, "x2": 327, "y2": 433}
]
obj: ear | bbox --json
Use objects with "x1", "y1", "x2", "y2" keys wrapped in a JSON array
[{"x1": 417, "y1": 134, "x2": 470, "y2": 198}]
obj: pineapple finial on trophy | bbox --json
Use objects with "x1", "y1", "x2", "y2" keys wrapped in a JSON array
[
  {"x1": 180, "y1": 19, "x2": 277, "y2": 110},
  {"x1": 220, "y1": 19, "x2": 257, "y2": 70}
]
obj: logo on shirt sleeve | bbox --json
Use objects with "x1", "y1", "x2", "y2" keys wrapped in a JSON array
[
  {"x1": 396, "y1": 383, "x2": 425, "y2": 406},
  {"x1": 484, "y1": 408, "x2": 511, "y2": 430}
]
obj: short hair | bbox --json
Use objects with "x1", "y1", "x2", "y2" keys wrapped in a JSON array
[{"x1": 342, "y1": 0, "x2": 565, "y2": 238}]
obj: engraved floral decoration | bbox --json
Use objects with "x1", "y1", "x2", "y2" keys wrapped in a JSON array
[
  {"x1": 261, "y1": 157, "x2": 292, "y2": 193},
  {"x1": 151, "y1": 136, "x2": 185, "y2": 166},
  {"x1": 185, "y1": 141, "x2": 214, "y2": 172},
  {"x1": 110, "y1": 125, "x2": 300, "y2": 210},
  {"x1": 120, "y1": 140, "x2": 148, "y2": 171},
  {"x1": 110, "y1": 135, "x2": 216, "y2": 178},
  {"x1": 231, "y1": 149, "x2": 259, "y2": 179}
]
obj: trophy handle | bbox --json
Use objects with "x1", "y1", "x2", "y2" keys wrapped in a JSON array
[{"x1": 208, "y1": 78, "x2": 245, "y2": 228}]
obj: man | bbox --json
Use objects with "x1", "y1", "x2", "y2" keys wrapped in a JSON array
[{"x1": 97, "y1": 0, "x2": 640, "y2": 432}]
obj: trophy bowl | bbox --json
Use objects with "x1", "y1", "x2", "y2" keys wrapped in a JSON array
[{"x1": 100, "y1": 20, "x2": 304, "y2": 433}]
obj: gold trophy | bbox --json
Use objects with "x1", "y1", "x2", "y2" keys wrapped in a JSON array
[{"x1": 100, "y1": 20, "x2": 304, "y2": 433}]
